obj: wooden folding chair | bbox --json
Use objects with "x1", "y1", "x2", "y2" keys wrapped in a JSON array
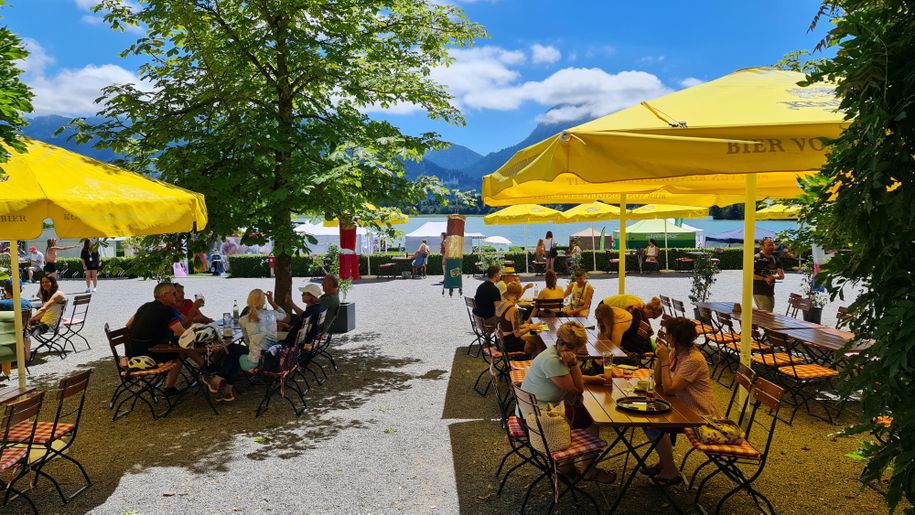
[
  {"x1": 255, "y1": 343, "x2": 306, "y2": 417},
  {"x1": 688, "y1": 378, "x2": 786, "y2": 514},
  {"x1": 463, "y1": 296, "x2": 485, "y2": 357},
  {"x1": 0, "y1": 392, "x2": 45, "y2": 514},
  {"x1": 768, "y1": 333, "x2": 843, "y2": 424},
  {"x1": 104, "y1": 323, "x2": 177, "y2": 420},
  {"x1": 29, "y1": 299, "x2": 69, "y2": 362},
  {"x1": 59, "y1": 294, "x2": 92, "y2": 353},
  {"x1": 11, "y1": 370, "x2": 92, "y2": 503}
]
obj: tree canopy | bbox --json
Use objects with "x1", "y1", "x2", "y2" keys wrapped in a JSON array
[
  {"x1": 0, "y1": 0, "x2": 33, "y2": 169},
  {"x1": 803, "y1": 1, "x2": 915, "y2": 510},
  {"x1": 75, "y1": 0, "x2": 485, "y2": 300}
]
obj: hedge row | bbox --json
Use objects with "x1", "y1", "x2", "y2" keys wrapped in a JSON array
[{"x1": 227, "y1": 249, "x2": 799, "y2": 278}]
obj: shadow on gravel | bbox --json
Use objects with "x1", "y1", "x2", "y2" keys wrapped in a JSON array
[
  {"x1": 20, "y1": 336, "x2": 425, "y2": 514},
  {"x1": 441, "y1": 347, "x2": 500, "y2": 421}
]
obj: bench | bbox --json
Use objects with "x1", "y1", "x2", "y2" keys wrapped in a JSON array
[{"x1": 377, "y1": 262, "x2": 398, "y2": 278}]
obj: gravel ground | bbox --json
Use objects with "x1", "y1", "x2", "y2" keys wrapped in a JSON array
[{"x1": 7, "y1": 269, "x2": 893, "y2": 514}]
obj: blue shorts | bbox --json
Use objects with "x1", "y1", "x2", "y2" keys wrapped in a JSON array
[
  {"x1": 644, "y1": 427, "x2": 677, "y2": 445},
  {"x1": 239, "y1": 353, "x2": 259, "y2": 371}
]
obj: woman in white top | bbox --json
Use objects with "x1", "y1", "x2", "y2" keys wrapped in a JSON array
[
  {"x1": 544, "y1": 231, "x2": 555, "y2": 272},
  {"x1": 645, "y1": 239, "x2": 660, "y2": 264}
]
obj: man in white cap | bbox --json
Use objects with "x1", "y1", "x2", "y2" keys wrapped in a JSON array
[
  {"x1": 284, "y1": 283, "x2": 327, "y2": 345},
  {"x1": 26, "y1": 246, "x2": 44, "y2": 283}
]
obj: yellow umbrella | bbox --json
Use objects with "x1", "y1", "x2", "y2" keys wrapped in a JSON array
[
  {"x1": 755, "y1": 203, "x2": 800, "y2": 220},
  {"x1": 482, "y1": 67, "x2": 844, "y2": 368},
  {"x1": 322, "y1": 203, "x2": 409, "y2": 227},
  {"x1": 484, "y1": 204, "x2": 561, "y2": 273},
  {"x1": 558, "y1": 202, "x2": 621, "y2": 272},
  {"x1": 0, "y1": 138, "x2": 209, "y2": 388}
]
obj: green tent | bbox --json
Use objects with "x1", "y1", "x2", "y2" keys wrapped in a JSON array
[{"x1": 612, "y1": 219, "x2": 698, "y2": 249}]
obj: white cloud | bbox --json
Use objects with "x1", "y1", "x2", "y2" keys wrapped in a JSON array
[
  {"x1": 76, "y1": 0, "x2": 145, "y2": 34},
  {"x1": 465, "y1": 67, "x2": 671, "y2": 123},
  {"x1": 637, "y1": 55, "x2": 666, "y2": 65},
  {"x1": 21, "y1": 39, "x2": 151, "y2": 116},
  {"x1": 80, "y1": 14, "x2": 104, "y2": 25},
  {"x1": 680, "y1": 77, "x2": 704, "y2": 88},
  {"x1": 18, "y1": 38, "x2": 54, "y2": 75},
  {"x1": 530, "y1": 44, "x2": 561, "y2": 65}
]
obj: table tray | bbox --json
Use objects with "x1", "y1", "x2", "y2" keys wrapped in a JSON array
[{"x1": 615, "y1": 396, "x2": 672, "y2": 414}]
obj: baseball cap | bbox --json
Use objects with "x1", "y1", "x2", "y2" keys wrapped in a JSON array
[
  {"x1": 28, "y1": 246, "x2": 36, "y2": 252},
  {"x1": 299, "y1": 283, "x2": 322, "y2": 299}
]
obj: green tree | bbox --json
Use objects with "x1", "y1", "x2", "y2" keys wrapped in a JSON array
[
  {"x1": 73, "y1": 0, "x2": 485, "y2": 302},
  {"x1": 803, "y1": 1, "x2": 915, "y2": 510},
  {"x1": 0, "y1": 0, "x2": 33, "y2": 169}
]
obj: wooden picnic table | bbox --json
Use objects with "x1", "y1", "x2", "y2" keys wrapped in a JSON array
[
  {"x1": 533, "y1": 316, "x2": 627, "y2": 359},
  {"x1": 697, "y1": 301, "x2": 820, "y2": 330},
  {"x1": 583, "y1": 378, "x2": 705, "y2": 512}
]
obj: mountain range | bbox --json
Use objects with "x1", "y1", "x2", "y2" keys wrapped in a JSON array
[{"x1": 22, "y1": 114, "x2": 589, "y2": 191}]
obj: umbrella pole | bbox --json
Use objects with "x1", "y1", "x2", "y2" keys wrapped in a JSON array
[
  {"x1": 11, "y1": 241, "x2": 26, "y2": 389},
  {"x1": 664, "y1": 218, "x2": 670, "y2": 270},
  {"x1": 619, "y1": 195, "x2": 627, "y2": 294},
  {"x1": 591, "y1": 222, "x2": 596, "y2": 272},
  {"x1": 524, "y1": 224, "x2": 529, "y2": 274},
  {"x1": 740, "y1": 176, "x2": 757, "y2": 368}
]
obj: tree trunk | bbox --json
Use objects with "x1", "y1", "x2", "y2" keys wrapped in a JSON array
[{"x1": 274, "y1": 250, "x2": 293, "y2": 311}]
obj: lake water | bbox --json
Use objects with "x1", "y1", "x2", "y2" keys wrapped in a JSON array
[{"x1": 399, "y1": 215, "x2": 796, "y2": 249}]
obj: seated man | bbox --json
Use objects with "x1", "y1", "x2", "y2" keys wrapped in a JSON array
[
  {"x1": 173, "y1": 283, "x2": 212, "y2": 326},
  {"x1": 26, "y1": 246, "x2": 44, "y2": 283},
  {"x1": 126, "y1": 282, "x2": 188, "y2": 397},
  {"x1": 0, "y1": 280, "x2": 32, "y2": 359},
  {"x1": 285, "y1": 283, "x2": 327, "y2": 345},
  {"x1": 473, "y1": 265, "x2": 502, "y2": 327},
  {"x1": 320, "y1": 274, "x2": 340, "y2": 332}
]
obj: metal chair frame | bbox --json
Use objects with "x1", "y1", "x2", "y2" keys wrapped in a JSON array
[
  {"x1": 104, "y1": 323, "x2": 176, "y2": 420},
  {"x1": 29, "y1": 298, "x2": 69, "y2": 362},
  {"x1": 0, "y1": 391, "x2": 45, "y2": 514},
  {"x1": 59, "y1": 294, "x2": 92, "y2": 354}
]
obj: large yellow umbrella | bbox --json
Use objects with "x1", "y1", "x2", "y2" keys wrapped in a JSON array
[
  {"x1": 484, "y1": 204, "x2": 561, "y2": 273},
  {"x1": 755, "y1": 203, "x2": 800, "y2": 220},
  {"x1": 482, "y1": 67, "x2": 843, "y2": 367},
  {"x1": 0, "y1": 138, "x2": 209, "y2": 388}
]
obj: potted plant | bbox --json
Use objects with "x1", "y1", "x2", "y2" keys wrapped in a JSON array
[
  {"x1": 325, "y1": 244, "x2": 356, "y2": 333},
  {"x1": 799, "y1": 263, "x2": 828, "y2": 324},
  {"x1": 688, "y1": 250, "x2": 720, "y2": 316}
]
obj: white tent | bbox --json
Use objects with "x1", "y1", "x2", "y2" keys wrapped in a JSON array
[
  {"x1": 570, "y1": 227, "x2": 609, "y2": 251},
  {"x1": 405, "y1": 221, "x2": 483, "y2": 254},
  {"x1": 294, "y1": 222, "x2": 367, "y2": 254},
  {"x1": 681, "y1": 222, "x2": 706, "y2": 248}
]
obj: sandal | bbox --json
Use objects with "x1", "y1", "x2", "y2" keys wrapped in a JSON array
[
  {"x1": 582, "y1": 469, "x2": 617, "y2": 484},
  {"x1": 648, "y1": 475, "x2": 683, "y2": 487},
  {"x1": 641, "y1": 463, "x2": 663, "y2": 476}
]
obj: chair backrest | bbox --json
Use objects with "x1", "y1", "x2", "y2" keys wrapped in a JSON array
[
  {"x1": 696, "y1": 306, "x2": 714, "y2": 325},
  {"x1": 51, "y1": 369, "x2": 92, "y2": 441},
  {"x1": 671, "y1": 298, "x2": 687, "y2": 318},
  {"x1": 836, "y1": 306, "x2": 854, "y2": 329},
  {"x1": 511, "y1": 385, "x2": 554, "y2": 456},
  {"x1": 659, "y1": 295, "x2": 672, "y2": 316},
  {"x1": 786, "y1": 293, "x2": 803, "y2": 317},
  {"x1": 105, "y1": 323, "x2": 130, "y2": 372},
  {"x1": 0, "y1": 391, "x2": 45, "y2": 458},
  {"x1": 794, "y1": 297, "x2": 812, "y2": 313},
  {"x1": 744, "y1": 377, "x2": 785, "y2": 463},
  {"x1": 533, "y1": 298, "x2": 563, "y2": 313},
  {"x1": 473, "y1": 314, "x2": 494, "y2": 337},
  {"x1": 715, "y1": 311, "x2": 737, "y2": 335},
  {"x1": 724, "y1": 364, "x2": 757, "y2": 423},
  {"x1": 68, "y1": 293, "x2": 92, "y2": 323}
]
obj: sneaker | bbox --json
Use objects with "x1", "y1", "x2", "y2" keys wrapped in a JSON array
[
  {"x1": 203, "y1": 375, "x2": 224, "y2": 394},
  {"x1": 163, "y1": 387, "x2": 182, "y2": 398},
  {"x1": 216, "y1": 386, "x2": 235, "y2": 402},
  {"x1": 85, "y1": 288, "x2": 92, "y2": 293},
  {"x1": 91, "y1": 287, "x2": 97, "y2": 292}
]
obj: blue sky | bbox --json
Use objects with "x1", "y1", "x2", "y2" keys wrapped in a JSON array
[{"x1": 7, "y1": 0, "x2": 832, "y2": 155}]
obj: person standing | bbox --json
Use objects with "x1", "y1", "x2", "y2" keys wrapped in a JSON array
[
  {"x1": 44, "y1": 238, "x2": 78, "y2": 279},
  {"x1": 752, "y1": 237, "x2": 784, "y2": 312},
  {"x1": 544, "y1": 231, "x2": 555, "y2": 272},
  {"x1": 80, "y1": 239, "x2": 101, "y2": 292}
]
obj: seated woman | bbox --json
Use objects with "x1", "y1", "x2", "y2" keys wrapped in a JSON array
[
  {"x1": 205, "y1": 288, "x2": 289, "y2": 401},
  {"x1": 520, "y1": 321, "x2": 616, "y2": 483},
  {"x1": 645, "y1": 239, "x2": 660, "y2": 264},
  {"x1": 535, "y1": 239, "x2": 545, "y2": 260},
  {"x1": 561, "y1": 269, "x2": 594, "y2": 317},
  {"x1": 530, "y1": 270, "x2": 564, "y2": 317},
  {"x1": 594, "y1": 302, "x2": 653, "y2": 355},
  {"x1": 496, "y1": 282, "x2": 543, "y2": 356},
  {"x1": 29, "y1": 275, "x2": 66, "y2": 338},
  {"x1": 411, "y1": 240, "x2": 430, "y2": 277},
  {"x1": 646, "y1": 317, "x2": 718, "y2": 485}
]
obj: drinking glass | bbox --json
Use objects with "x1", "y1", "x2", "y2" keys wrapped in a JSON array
[
  {"x1": 645, "y1": 375, "x2": 656, "y2": 404},
  {"x1": 222, "y1": 313, "x2": 233, "y2": 337},
  {"x1": 602, "y1": 352, "x2": 614, "y2": 381},
  {"x1": 194, "y1": 293, "x2": 205, "y2": 306}
]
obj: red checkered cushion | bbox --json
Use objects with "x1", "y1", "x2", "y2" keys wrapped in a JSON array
[
  {"x1": 5, "y1": 421, "x2": 74, "y2": 444},
  {"x1": 550, "y1": 428, "x2": 607, "y2": 461},
  {"x1": 707, "y1": 333, "x2": 738, "y2": 344},
  {"x1": 510, "y1": 369, "x2": 526, "y2": 385},
  {"x1": 751, "y1": 352, "x2": 800, "y2": 367},
  {"x1": 510, "y1": 360, "x2": 533, "y2": 371},
  {"x1": 122, "y1": 361, "x2": 178, "y2": 377},
  {"x1": 777, "y1": 363, "x2": 838, "y2": 380},
  {"x1": 684, "y1": 428, "x2": 760, "y2": 459},
  {"x1": 0, "y1": 447, "x2": 27, "y2": 473},
  {"x1": 724, "y1": 341, "x2": 769, "y2": 353},
  {"x1": 63, "y1": 317, "x2": 84, "y2": 327},
  {"x1": 483, "y1": 348, "x2": 526, "y2": 360},
  {"x1": 507, "y1": 415, "x2": 526, "y2": 439}
]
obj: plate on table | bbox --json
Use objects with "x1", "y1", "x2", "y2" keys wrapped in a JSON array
[{"x1": 615, "y1": 396, "x2": 672, "y2": 414}]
